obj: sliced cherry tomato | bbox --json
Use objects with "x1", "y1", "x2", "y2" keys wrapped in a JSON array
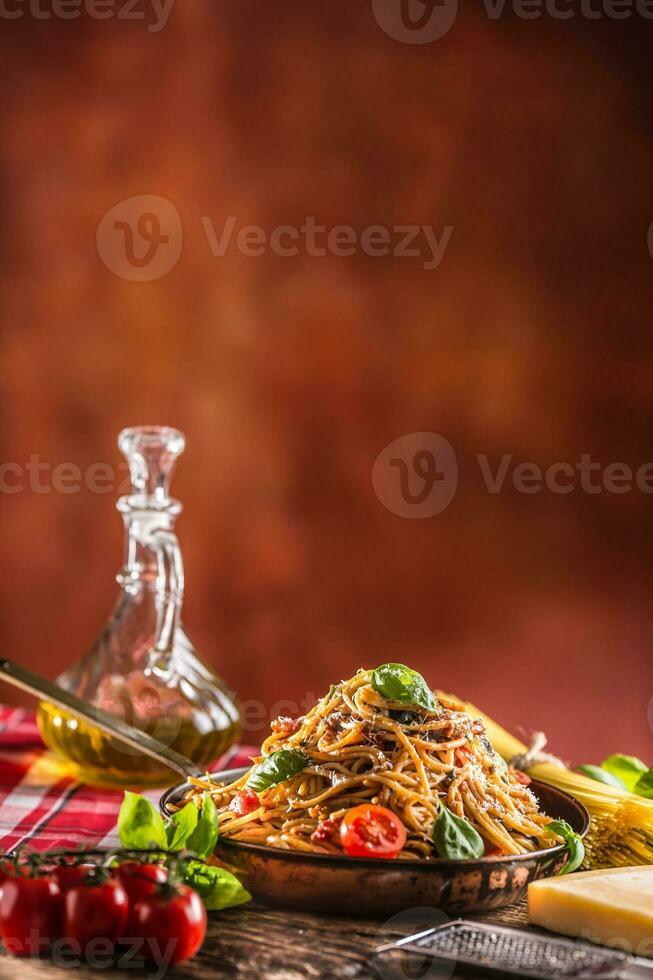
[
  {"x1": 132, "y1": 883, "x2": 207, "y2": 965},
  {"x1": 0, "y1": 875, "x2": 61, "y2": 956},
  {"x1": 231, "y1": 788, "x2": 259, "y2": 816},
  {"x1": 311, "y1": 816, "x2": 340, "y2": 844},
  {"x1": 510, "y1": 767, "x2": 532, "y2": 786},
  {"x1": 115, "y1": 862, "x2": 168, "y2": 938},
  {"x1": 484, "y1": 844, "x2": 507, "y2": 857},
  {"x1": 64, "y1": 876, "x2": 128, "y2": 953},
  {"x1": 339, "y1": 804, "x2": 407, "y2": 859}
]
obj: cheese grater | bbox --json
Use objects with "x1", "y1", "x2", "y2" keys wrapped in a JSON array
[{"x1": 373, "y1": 921, "x2": 653, "y2": 980}]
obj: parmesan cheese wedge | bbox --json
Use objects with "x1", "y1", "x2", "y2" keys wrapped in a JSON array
[{"x1": 528, "y1": 867, "x2": 653, "y2": 959}]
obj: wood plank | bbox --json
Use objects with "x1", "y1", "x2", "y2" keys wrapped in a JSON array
[{"x1": 0, "y1": 901, "x2": 531, "y2": 980}]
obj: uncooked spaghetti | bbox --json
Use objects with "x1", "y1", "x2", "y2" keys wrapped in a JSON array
[{"x1": 186, "y1": 667, "x2": 557, "y2": 859}]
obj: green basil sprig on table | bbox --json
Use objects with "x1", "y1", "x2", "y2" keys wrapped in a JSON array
[
  {"x1": 545, "y1": 819, "x2": 585, "y2": 874},
  {"x1": 633, "y1": 769, "x2": 653, "y2": 800},
  {"x1": 575, "y1": 765, "x2": 628, "y2": 791},
  {"x1": 246, "y1": 749, "x2": 311, "y2": 793},
  {"x1": 118, "y1": 790, "x2": 250, "y2": 910},
  {"x1": 432, "y1": 804, "x2": 484, "y2": 860},
  {"x1": 601, "y1": 754, "x2": 647, "y2": 791},
  {"x1": 576, "y1": 753, "x2": 653, "y2": 800},
  {"x1": 371, "y1": 664, "x2": 439, "y2": 715}
]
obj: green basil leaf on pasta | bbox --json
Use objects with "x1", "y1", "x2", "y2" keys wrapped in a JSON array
[
  {"x1": 185, "y1": 793, "x2": 218, "y2": 859},
  {"x1": 246, "y1": 749, "x2": 311, "y2": 793},
  {"x1": 432, "y1": 804, "x2": 484, "y2": 860},
  {"x1": 118, "y1": 791, "x2": 168, "y2": 850},
  {"x1": 575, "y1": 764, "x2": 628, "y2": 791},
  {"x1": 371, "y1": 664, "x2": 439, "y2": 715},
  {"x1": 545, "y1": 819, "x2": 585, "y2": 874},
  {"x1": 602, "y1": 754, "x2": 648, "y2": 793}
]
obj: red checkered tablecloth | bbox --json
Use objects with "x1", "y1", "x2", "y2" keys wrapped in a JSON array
[{"x1": 0, "y1": 706, "x2": 256, "y2": 854}]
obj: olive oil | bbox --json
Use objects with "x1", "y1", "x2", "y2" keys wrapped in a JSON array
[
  {"x1": 38, "y1": 427, "x2": 240, "y2": 788},
  {"x1": 37, "y1": 700, "x2": 237, "y2": 788}
]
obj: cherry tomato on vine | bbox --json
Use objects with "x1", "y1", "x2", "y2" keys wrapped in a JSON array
[
  {"x1": 115, "y1": 862, "x2": 168, "y2": 905},
  {"x1": 339, "y1": 804, "x2": 407, "y2": 859},
  {"x1": 64, "y1": 875, "x2": 128, "y2": 952},
  {"x1": 132, "y1": 883, "x2": 207, "y2": 965},
  {"x1": 115, "y1": 862, "x2": 168, "y2": 937},
  {"x1": 0, "y1": 875, "x2": 61, "y2": 957},
  {"x1": 52, "y1": 864, "x2": 96, "y2": 894}
]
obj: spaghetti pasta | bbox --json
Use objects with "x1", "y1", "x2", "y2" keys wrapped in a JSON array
[{"x1": 185, "y1": 668, "x2": 557, "y2": 860}]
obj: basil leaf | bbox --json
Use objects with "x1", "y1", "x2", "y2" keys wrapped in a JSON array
[
  {"x1": 118, "y1": 791, "x2": 168, "y2": 850},
  {"x1": 183, "y1": 859, "x2": 251, "y2": 911},
  {"x1": 602, "y1": 755, "x2": 648, "y2": 793},
  {"x1": 186, "y1": 793, "x2": 219, "y2": 860},
  {"x1": 371, "y1": 664, "x2": 439, "y2": 715},
  {"x1": 165, "y1": 801, "x2": 199, "y2": 851},
  {"x1": 575, "y1": 765, "x2": 628, "y2": 791},
  {"x1": 634, "y1": 769, "x2": 653, "y2": 800},
  {"x1": 246, "y1": 749, "x2": 310, "y2": 793},
  {"x1": 545, "y1": 819, "x2": 585, "y2": 874},
  {"x1": 432, "y1": 804, "x2": 484, "y2": 860}
]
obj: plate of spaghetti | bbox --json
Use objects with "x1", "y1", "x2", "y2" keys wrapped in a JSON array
[{"x1": 161, "y1": 665, "x2": 589, "y2": 915}]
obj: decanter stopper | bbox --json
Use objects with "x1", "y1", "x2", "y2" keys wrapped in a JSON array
[{"x1": 118, "y1": 426, "x2": 185, "y2": 510}]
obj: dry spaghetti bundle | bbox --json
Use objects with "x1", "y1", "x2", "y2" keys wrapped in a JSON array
[
  {"x1": 464, "y1": 700, "x2": 653, "y2": 870},
  {"x1": 187, "y1": 667, "x2": 556, "y2": 859}
]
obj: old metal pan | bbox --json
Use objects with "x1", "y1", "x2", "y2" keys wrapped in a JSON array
[{"x1": 160, "y1": 768, "x2": 590, "y2": 916}]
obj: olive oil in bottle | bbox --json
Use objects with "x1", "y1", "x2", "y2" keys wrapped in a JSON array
[{"x1": 37, "y1": 427, "x2": 239, "y2": 787}]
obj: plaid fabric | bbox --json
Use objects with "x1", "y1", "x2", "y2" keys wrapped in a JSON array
[{"x1": 0, "y1": 706, "x2": 257, "y2": 854}]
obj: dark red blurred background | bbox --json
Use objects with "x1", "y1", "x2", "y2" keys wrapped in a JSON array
[{"x1": 1, "y1": 1, "x2": 652, "y2": 762}]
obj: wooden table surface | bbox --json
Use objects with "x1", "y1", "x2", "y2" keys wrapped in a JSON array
[{"x1": 0, "y1": 901, "x2": 532, "y2": 980}]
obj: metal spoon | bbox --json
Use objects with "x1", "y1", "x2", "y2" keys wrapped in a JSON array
[{"x1": 0, "y1": 658, "x2": 202, "y2": 780}]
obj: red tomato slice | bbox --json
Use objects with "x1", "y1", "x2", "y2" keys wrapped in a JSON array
[
  {"x1": 510, "y1": 767, "x2": 532, "y2": 786},
  {"x1": 231, "y1": 788, "x2": 259, "y2": 816},
  {"x1": 339, "y1": 804, "x2": 407, "y2": 859}
]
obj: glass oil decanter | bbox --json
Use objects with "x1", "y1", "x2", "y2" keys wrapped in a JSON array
[{"x1": 37, "y1": 426, "x2": 240, "y2": 787}]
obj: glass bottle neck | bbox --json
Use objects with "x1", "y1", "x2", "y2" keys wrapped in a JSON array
[{"x1": 117, "y1": 505, "x2": 183, "y2": 598}]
